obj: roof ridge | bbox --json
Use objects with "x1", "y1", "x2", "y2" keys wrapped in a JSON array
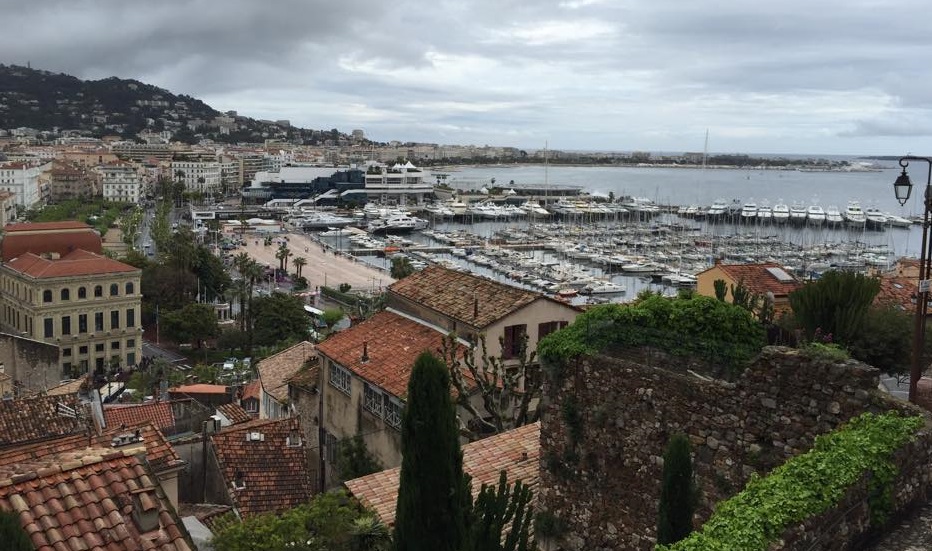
[{"x1": 0, "y1": 445, "x2": 145, "y2": 489}]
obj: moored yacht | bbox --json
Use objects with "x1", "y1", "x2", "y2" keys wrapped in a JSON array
[
  {"x1": 864, "y1": 206, "x2": 888, "y2": 230},
  {"x1": 756, "y1": 201, "x2": 773, "y2": 224},
  {"x1": 367, "y1": 213, "x2": 428, "y2": 234},
  {"x1": 740, "y1": 201, "x2": 757, "y2": 223},
  {"x1": 825, "y1": 205, "x2": 844, "y2": 226},
  {"x1": 708, "y1": 198, "x2": 728, "y2": 219},
  {"x1": 772, "y1": 201, "x2": 790, "y2": 224},
  {"x1": 806, "y1": 204, "x2": 825, "y2": 226},
  {"x1": 843, "y1": 201, "x2": 867, "y2": 229},
  {"x1": 789, "y1": 201, "x2": 808, "y2": 225}
]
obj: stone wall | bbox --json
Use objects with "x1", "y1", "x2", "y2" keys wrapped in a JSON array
[
  {"x1": 0, "y1": 331, "x2": 60, "y2": 396},
  {"x1": 538, "y1": 346, "x2": 926, "y2": 551}
]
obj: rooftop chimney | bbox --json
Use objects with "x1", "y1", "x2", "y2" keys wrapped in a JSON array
[
  {"x1": 361, "y1": 341, "x2": 369, "y2": 363},
  {"x1": 473, "y1": 295, "x2": 479, "y2": 319}
]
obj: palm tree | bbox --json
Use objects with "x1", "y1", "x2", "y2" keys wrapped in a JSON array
[
  {"x1": 293, "y1": 256, "x2": 307, "y2": 279},
  {"x1": 276, "y1": 243, "x2": 292, "y2": 273}
]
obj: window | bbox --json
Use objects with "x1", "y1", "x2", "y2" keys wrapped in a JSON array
[
  {"x1": 44, "y1": 318, "x2": 53, "y2": 338},
  {"x1": 127, "y1": 339, "x2": 135, "y2": 348},
  {"x1": 79, "y1": 345, "x2": 88, "y2": 355},
  {"x1": 502, "y1": 324, "x2": 528, "y2": 359},
  {"x1": 538, "y1": 320, "x2": 569, "y2": 341},
  {"x1": 78, "y1": 314, "x2": 87, "y2": 334},
  {"x1": 126, "y1": 308, "x2": 135, "y2": 328},
  {"x1": 78, "y1": 287, "x2": 87, "y2": 299},
  {"x1": 43, "y1": 290, "x2": 52, "y2": 303},
  {"x1": 329, "y1": 363, "x2": 351, "y2": 395},
  {"x1": 384, "y1": 396, "x2": 403, "y2": 430},
  {"x1": 109, "y1": 283, "x2": 119, "y2": 297},
  {"x1": 111, "y1": 341, "x2": 120, "y2": 350},
  {"x1": 60, "y1": 288, "x2": 70, "y2": 301},
  {"x1": 110, "y1": 310, "x2": 119, "y2": 330},
  {"x1": 125, "y1": 282, "x2": 134, "y2": 295},
  {"x1": 61, "y1": 316, "x2": 71, "y2": 336},
  {"x1": 127, "y1": 352, "x2": 136, "y2": 366},
  {"x1": 94, "y1": 285, "x2": 103, "y2": 297},
  {"x1": 363, "y1": 384, "x2": 383, "y2": 417},
  {"x1": 94, "y1": 312, "x2": 104, "y2": 332},
  {"x1": 62, "y1": 347, "x2": 72, "y2": 357},
  {"x1": 95, "y1": 343, "x2": 104, "y2": 353}
]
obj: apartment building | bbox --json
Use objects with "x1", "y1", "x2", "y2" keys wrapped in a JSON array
[
  {"x1": 0, "y1": 222, "x2": 142, "y2": 377},
  {"x1": 170, "y1": 159, "x2": 222, "y2": 195},
  {"x1": 0, "y1": 161, "x2": 46, "y2": 208},
  {"x1": 98, "y1": 159, "x2": 143, "y2": 202}
]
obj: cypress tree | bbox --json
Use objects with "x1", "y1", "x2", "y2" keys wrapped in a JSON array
[
  {"x1": 0, "y1": 509, "x2": 32, "y2": 551},
  {"x1": 657, "y1": 434, "x2": 696, "y2": 545},
  {"x1": 393, "y1": 352, "x2": 470, "y2": 551}
]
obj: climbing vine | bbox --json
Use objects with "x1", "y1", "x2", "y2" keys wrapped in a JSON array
[{"x1": 657, "y1": 411, "x2": 924, "y2": 551}]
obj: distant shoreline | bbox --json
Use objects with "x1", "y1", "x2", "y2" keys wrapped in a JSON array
[{"x1": 430, "y1": 162, "x2": 882, "y2": 173}]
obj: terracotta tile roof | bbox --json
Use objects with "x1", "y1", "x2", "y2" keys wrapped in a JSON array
[
  {"x1": 876, "y1": 277, "x2": 917, "y2": 313},
  {"x1": 345, "y1": 421, "x2": 541, "y2": 526},
  {"x1": 0, "y1": 447, "x2": 193, "y2": 551},
  {"x1": 257, "y1": 341, "x2": 316, "y2": 404},
  {"x1": 317, "y1": 310, "x2": 465, "y2": 399},
  {"x1": 1, "y1": 227, "x2": 103, "y2": 262},
  {"x1": 0, "y1": 421, "x2": 183, "y2": 474},
  {"x1": 286, "y1": 360, "x2": 320, "y2": 392},
  {"x1": 701, "y1": 262, "x2": 803, "y2": 297},
  {"x1": 241, "y1": 380, "x2": 261, "y2": 401},
  {"x1": 388, "y1": 265, "x2": 540, "y2": 329},
  {"x1": 170, "y1": 384, "x2": 229, "y2": 395},
  {"x1": 46, "y1": 377, "x2": 89, "y2": 396},
  {"x1": 0, "y1": 393, "x2": 88, "y2": 449},
  {"x1": 105, "y1": 401, "x2": 175, "y2": 432},
  {"x1": 4, "y1": 249, "x2": 138, "y2": 278},
  {"x1": 3, "y1": 220, "x2": 94, "y2": 232},
  {"x1": 216, "y1": 403, "x2": 252, "y2": 425},
  {"x1": 209, "y1": 417, "x2": 312, "y2": 517}
]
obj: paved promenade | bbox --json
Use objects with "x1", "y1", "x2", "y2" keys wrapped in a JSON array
[{"x1": 235, "y1": 230, "x2": 394, "y2": 293}]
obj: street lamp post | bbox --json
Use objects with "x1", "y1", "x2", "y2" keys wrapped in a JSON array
[{"x1": 893, "y1": 156, "x2": 932, "y2": 403}]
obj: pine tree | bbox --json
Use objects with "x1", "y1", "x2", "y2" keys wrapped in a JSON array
[
  {"x1": 657, "y1": 434, "x2": 696, "y2": 545},
  {"x1": 393, "y1": 352, "x2": 471, "y2": 551}
]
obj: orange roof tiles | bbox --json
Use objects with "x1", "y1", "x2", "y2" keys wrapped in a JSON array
[
  {"x1": 209, "y1": 417, "x2": 312, "y2": 517},
  {"x1": 702, "y1": 262, "x2": 802, "y2": 297},
  {"x1": 388, "y1": 266, "x2": 540, "y2": 329},
  {"x1": 876, "y1": 277, "x2": 917, "y2": 313},
  {"x1": 105, "y1": 401, "x2": 175, "y2": 432},
  {"x1": 1, "y1": 227, "x2": 103, "y2": 262},
  {"x1": 0, "y1": 421, "x2": 183, "y2": 474},
  {"x1": 5, "y1": 249, "x2": 137, "y2": 278},
  {"x1": 0, "y1": 448, "x2": 193, "y2": 551},
  {"x1": 345, "y1": 421, "x2": 541, "y2": 526},
  {"x1": 170, "y1": 384, "x2": 229, "y2": 395},
  {"x1": 216, "y1": 403, "x2": 252, "y2": 425},
  {"x1": 287, "y1": 360, "x2": 320, "y2": 392},
  {"x1": 317, "y1": 311, "x2": 462, "y2": 399},
  {"x1": 257, "y1": 341, "x2": 316, "y2": 404},
  {"x1": 4, "y1": 220, "x2": 93, "y2": 232},
  {"x1": 0, "y1": 393, "x2": 88, "y2": 449}
]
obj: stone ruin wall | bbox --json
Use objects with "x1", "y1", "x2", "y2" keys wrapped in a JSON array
[{"x1": 538, "y1": 346, "x2": 931, "y2": 551}]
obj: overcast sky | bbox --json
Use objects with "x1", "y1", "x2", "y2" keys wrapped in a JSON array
[{"x1": 2, "y1": 0, "x2": 931, "y2": 155}]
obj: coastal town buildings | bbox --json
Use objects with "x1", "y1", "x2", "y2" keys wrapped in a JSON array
[{"x1": 98, "y1": 159, "x2": 144, "y2": 202}]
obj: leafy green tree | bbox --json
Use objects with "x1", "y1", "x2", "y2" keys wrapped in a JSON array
[
  {"x1": 217, "y1": 328, "x2": 247, "y2": 355},
  {"x1": 713, "y1": 279, "x2": 727, "y2": 302},
  {"x1": 789, "y1": 271, "x2": 880, "y2": 344},
  {"x1": 394, "y1": 352, "x2": 471, "y2": 551},
  {"x1": 465, "y1": 471, "x2": 534, "y2": 551},
  {"x1": 0, "y1": 510, "x2": 32, "y2": 551},
  {"x1": 390, "y1": 257, "x2": 415, "y2": 279},
  {"x1": 847, "y1": 306, "x2": 912, "y2": 376},
  {"x1": 251, "y1": 292, "x2": 309, "y2": 346},
  {"x1": 657, "y1": 434, "x2": 696, "y2": 545},
  {"x1": 321, "y1": 308, "x2": 345, "y2": 335},
  {"x1": 335, "y1": 434, "x2": 383, "y2": 481},
  {"x1": 161, "y1": 303, "x2": 220, "y2": 348},
  {"x1": 194, "y1": 245, "x2": 231, "y2": 302}
]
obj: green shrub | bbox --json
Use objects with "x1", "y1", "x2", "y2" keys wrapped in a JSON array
[{"x1": 657, "y1": 411, "x2": 924, "y2": 551}]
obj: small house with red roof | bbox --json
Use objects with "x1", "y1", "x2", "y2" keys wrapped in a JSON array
[{"x1": 696, "y1": 261, "x2": 803, "y2": 314}]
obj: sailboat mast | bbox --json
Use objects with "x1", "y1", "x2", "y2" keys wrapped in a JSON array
[{"x1": 702, "y1": 129, "x2": 709, "y2": 170}]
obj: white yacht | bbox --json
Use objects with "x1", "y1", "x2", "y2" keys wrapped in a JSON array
[
  {"x1": 708, "y1": 199, "x2": 728, "y2": 219},
  {"x1": 756, "y1": 201, "x2": 773, "y2": 224},
  {"x1": 367, "y1": 213, "x2": 428, "y2": 234},
  {"x1": 740, "y1": 201, "x2": 758, "y2": 223},
  {"x1": 789, "y1": 202, "x2": 808, "y2": 225},
  {"x1": 844, "y1": 201, "x2": 867, "y2": 229},
  {"x1": 772, "y1": 201, "x2": 790, "y2": 224},
  {"x1": 885, "y1": 212, "x2": 912, "y2": 228},
  {"x1": 520, "y1": 200, "x2": 551, "y2": 217},
  {"x1": 864, "y1": 206, "x2": 888, "y2": 230},
  {"x1": 806, "y1": 204, "x2": 826, "y2": 226},
  {"x1": 581, "y1": 280, "x2": 627, "y2": 295},
  {"x1": 825, "y1": 205, "x2": 844, "y2": 226}
]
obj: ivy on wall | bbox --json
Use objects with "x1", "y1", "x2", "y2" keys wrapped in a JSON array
[
  {"x1": 538, "y1": 295, "x2": 766, "y2": 383},
  {"x1": 657, "y1": 411, "x2": 924, "y2": 551}
]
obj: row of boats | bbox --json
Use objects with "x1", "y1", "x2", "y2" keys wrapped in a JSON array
[{"x1": 694, "y1": 199, "x2": 911, "y2": 229}]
